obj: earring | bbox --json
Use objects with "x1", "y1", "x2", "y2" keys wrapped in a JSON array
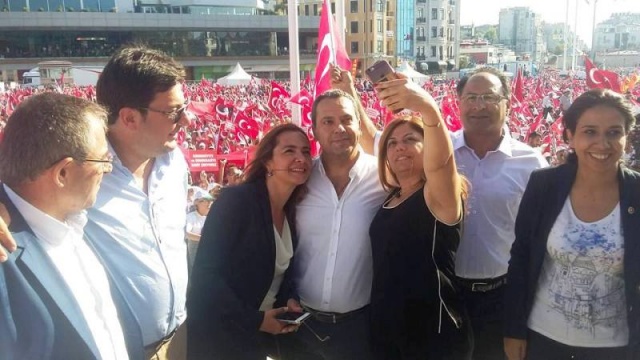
[{"x1": 267, "y1": 170, "x2": 273, "y2": 177}]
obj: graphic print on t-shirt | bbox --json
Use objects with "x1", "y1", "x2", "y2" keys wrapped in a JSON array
[{"x1": 528, "y1": 199, "x2": 629, "y2": 347}]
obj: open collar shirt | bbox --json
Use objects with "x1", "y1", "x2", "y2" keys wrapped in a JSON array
[
  {"x1": 84, "y1": 145, "x2": 189, "y2": 346},
  {"x1": 452, "y1": 130, "x2": 548, "y2": 279},
  {"x1": 294, "y1": 152, "x2": 387, "y2": 313},
  {"x1": 4, "y1": 185, "x2": 129, "y2": 359}
]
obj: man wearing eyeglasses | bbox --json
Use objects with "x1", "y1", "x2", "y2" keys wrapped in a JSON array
[
  {"x1": 0, "y1": 93, "x2": 143, "y2": 359},
  {"x1": 452, "y1": 67, "x2": 547, "y2": 360},
  {"x1": 86, "y1": 45, "x2": 191, "y2": 360},
  {"x1": 0, "y1": 46, "x2": 190, "y2": 360}
]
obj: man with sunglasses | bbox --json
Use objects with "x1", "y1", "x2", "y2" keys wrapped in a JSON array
[
  {"x1": 452, "y1": 67, "x2": 547, "y2": 360},
  {"x1": 0, "y1": 93, "x2": 144, "y2": 359},
  {"x1": 0, "y1": 46, "x2": 191, "y2": 360}
]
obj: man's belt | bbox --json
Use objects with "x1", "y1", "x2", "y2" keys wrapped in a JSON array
[
  {"x1": 303, "y1": 305, "x2": 369, "y2": 324},
  {"x1": 457, "y1": 275, "x2": 507, "y2": 293}
]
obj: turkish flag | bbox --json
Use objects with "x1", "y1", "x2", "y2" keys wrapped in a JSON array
[
  {"x1": 268, "y1": 81, "x2": 291, "y2": 114},
  {"x1": 290, "y1": 89, "x2": 313, "y2": 108},
  {"x1": 512, "y1": 68, "x2": 524, "y2": 104},
  {"x1": 234, "y1": 110, "x2": 261, "y2": 139},
  {"x1": 585, "y1": 56, "x2": 622, "y2": 93},
  {"x1": 314, "y1": 0, "x2": 351, "y2": 98}
]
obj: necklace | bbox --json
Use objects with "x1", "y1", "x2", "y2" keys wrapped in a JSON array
[{"x1": 394, "y1": 180, "x2": 425, "y2": 198}]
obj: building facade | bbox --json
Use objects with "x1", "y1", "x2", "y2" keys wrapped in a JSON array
[
  {"x1": 0, "y1": 3, "x2": 320, "y2": 82},
  {"x1": 498, "y1": 6, "x2": 545, "y2": 62},
  {"x1": 396, "y1": 0, "x2": 414, "y2": 64},
  {"x1": 593, "y1": 13, "x2": 640, "y2": 53},
  {"x1": 412, "y1": 0, "x2": 460, "y2": 73}
]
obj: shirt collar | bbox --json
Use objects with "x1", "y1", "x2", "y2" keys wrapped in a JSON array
[
  {"x1": 3, "y1": 184, "x2": 88, "y2": 247},
  {"x1": 453, "y1": 129, "x2": 514, "y2": 157},
  {"x1": 318, "y1": 149, "x2": 365, "y2": 179}
]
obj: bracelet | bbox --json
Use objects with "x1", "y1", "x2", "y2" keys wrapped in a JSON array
[{"x1": 423, "y1": 121, "x2": 441, "y2": 128}]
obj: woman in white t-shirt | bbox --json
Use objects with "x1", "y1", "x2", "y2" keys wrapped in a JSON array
[
  {"x1": 186, "y1": 193, "x2": 213, "y2": 272},
  {"x1": 504, "y1": 89, "x2": 640, "y2": 360}
]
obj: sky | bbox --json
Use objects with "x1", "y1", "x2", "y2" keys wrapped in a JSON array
[{"x1": 459, "y1": 0, "x2": 640, "y2": 47}]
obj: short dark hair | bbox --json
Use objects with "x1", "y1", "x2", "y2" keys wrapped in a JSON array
[
  {"x1": 97, "y1": 44, "x2": 186, "y2": 125},
  {"x1": 563, "y1": 89, "x2": 635, "y2": 143},
  {"x1": 311, "y1": 89, "x2": 360, "y2": 128},
  {"x1": 529, "y1": 131, "x2": 541, "y2": 139},
  {"x1": 0, "y1": 93, "x2": 108, "y2": 186},
  {"x1": 456, "y1": 66, "x2": 511, "y2": 99}
]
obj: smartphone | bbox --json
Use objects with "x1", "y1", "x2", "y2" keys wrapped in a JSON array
[
  {"x1": 276, "y1": 312, "x2": 311, "y2": 325},
  {"x1": 365, "y1": 60, "x2": 403, "y2": 113},
  {"x1": 365, "y1": 60, "x2": 396, "y2": 84}
]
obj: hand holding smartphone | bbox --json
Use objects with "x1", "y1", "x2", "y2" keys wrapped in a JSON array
[
  {"x1": 365, "y1": 60, "x2": 404, "y2": 113},
  {"x1": 276, "y1": 312, "x2": 311, "y2": 325}
]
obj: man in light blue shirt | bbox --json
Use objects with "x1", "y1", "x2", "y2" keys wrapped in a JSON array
[{"x1": 87, "y1": 45, "x2": 191, "y2": 359}]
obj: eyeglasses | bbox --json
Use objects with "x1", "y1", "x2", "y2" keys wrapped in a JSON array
[
  {"x1": 81, "y1": 154, "x2": 114, "y2": 172},
  {"x1": 139, "y1": 102, "x2": 189, "y2": 124},
  {"x1": 461, "y1": 93, "x2": 506, "y2": 105}
]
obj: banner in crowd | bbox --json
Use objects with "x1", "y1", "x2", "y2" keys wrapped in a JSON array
[{"x1": 183, "y1": 150, "x2": 219, "y2": 172}]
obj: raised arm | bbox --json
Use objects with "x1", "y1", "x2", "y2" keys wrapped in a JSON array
[
  {"x1": 375, "y1": 73, "x2": 462, "y2": 224},
  {"x1": 329, "y1": 64, "x2": 378, "y2": 155}
]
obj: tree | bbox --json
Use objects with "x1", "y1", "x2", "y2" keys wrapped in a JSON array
[{"x1": 484, "y1": 27, "x2": 497, "y2": 44}]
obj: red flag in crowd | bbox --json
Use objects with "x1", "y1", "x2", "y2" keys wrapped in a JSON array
[
  {"x1": 314, "y1": 0, "x2": 351, "y2": 98},
  {"x1": 440, "y1": 93, "x2": 462, "y2": 132},
  {"x1": 290, "y1": 89, "x2": 313, "y2": 108},
  {"x1": 234, "y1": 110, "x2": 261, "y2": 139},
  {"x1": 268, "y1": 81, "x2": 290, "y2": 113},
  {"x1": 512, "y1": 68, "x2": 524, "y2": 104},
  {"x1": 584, "y1": 56, "x2": 622, "y2": 93}
]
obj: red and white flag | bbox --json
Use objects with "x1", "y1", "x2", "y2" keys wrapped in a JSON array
[
  {"x1": 584, "y1": 56, "x2": 622, "y2": 93},
  {"x1": 314, "y1": 0, "x2": 351, "y2": 98}
]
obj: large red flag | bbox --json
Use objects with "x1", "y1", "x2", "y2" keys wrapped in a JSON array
[
  {"x1": 585, "y1": 56, "x2": 622, "y2": 93},
  {"x1": 314, "y1": 0, "x2": 351, "y2": 98}
]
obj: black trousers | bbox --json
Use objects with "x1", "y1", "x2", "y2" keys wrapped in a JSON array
[
  {"x1": 527, "y1": 329, "x2": 628, "y2": 360},
  {"x1": 460, "y1": 285, "x2": 506, "y2": 360},
  {"x1": 278, "y1": 307, "x2": 374, "y2": 360}
]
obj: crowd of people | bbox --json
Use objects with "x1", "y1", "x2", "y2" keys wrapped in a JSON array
[{"x1": 0, "y1": 43, "x2": 639, "y2": 360}]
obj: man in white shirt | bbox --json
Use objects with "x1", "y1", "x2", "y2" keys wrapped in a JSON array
[
  {"x1": 281, "y1": 89, "x2": 386, "y2": 359},
  {"x1": 0, "y1": 93, "x2": 143, "y2": 360},
  {"x1": 453, "y1": 67, "x2": 547, "y2": 360}
]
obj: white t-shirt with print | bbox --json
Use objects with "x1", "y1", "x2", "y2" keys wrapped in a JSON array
[{"x1": 528, "y1": 197, "x2": 629, "y2": 347}]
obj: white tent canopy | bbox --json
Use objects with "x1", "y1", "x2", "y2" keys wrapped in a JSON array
[
  {"x1": 217, "y1": 63, "x2": 253, "y2": 86},
  {"x1": 396, "y1": 62, "x2": 429, "y2": 85}
]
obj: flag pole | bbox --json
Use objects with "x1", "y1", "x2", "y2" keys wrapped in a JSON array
[
  {"x1": 288, "y1": 0, "x2": 302, "y2": 127},
  {"x1": 562, "y1": 0, "x2": 569, "y2": 71},
  {"x1": 572, "y1": 0, "x2": 579, "y2": 71},
  {"x1": 334, "y1": 0, "x2": 346, "y2": 46}
]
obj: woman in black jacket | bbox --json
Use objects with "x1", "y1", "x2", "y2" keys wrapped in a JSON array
[
  {"x1": 504, "y1": 89, "x2": 640, "y2": 360},
  {"x1": 187, "y1": 124, "x2": 312, "y2": 360}
]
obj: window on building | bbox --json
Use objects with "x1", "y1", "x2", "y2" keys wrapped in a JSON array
[
  {"x1": 417, "y1": 8, "x2": 423, "y2": 18},
  {"x1": 431, "y1": 8, "x2": 438, "y2": 20},
  {"x1": 377, "y1": 19, "x2": 383, "y2": 33},
  {"x1": 431, "y1": 26, "x2": 437, "y2": 38},
  {"x1": 439, "y1": 27, "x2": 444, "y2": 37},
  {"x1": 431, "y1": 46, "x2": 437, "y2": 57},
  {"x1": 304, "y1": 5, "x2": 309, "y2": 16},
  {"x1": 350, "y1": 0, "x2": 358, "y2": 13},
  {"x1": 351, "y1": 41, "x2": 359, "y2": 53},
  {"x1": 376, "y1": 0, "x2": 384, "y2": 12},
  {"x1": 331, "y1": 2, "x2": 335, "y2": 13},
  {"x1": 439, "y1": 46, "x2": 444, "y2": 60},
  {"x1": 377, "y1": 40, "x2": 384, "y2": 52},
  {"x1": 313, "y1": 4, "x2": 318, "y2": 15},
  {"x1": 351, "y1": 21, "x2": 359, "y2": 34},
  {"x1": 440, "y1": 8, "x2": 444, "y2": 19}
]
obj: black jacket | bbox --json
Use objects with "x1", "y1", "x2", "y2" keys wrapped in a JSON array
[
  {"x1": 505, "y1": 163, "x2": 640, "y2": 358},
  {"x1": 187, "y1": 179, "x2": 298, "y2": 360}
]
